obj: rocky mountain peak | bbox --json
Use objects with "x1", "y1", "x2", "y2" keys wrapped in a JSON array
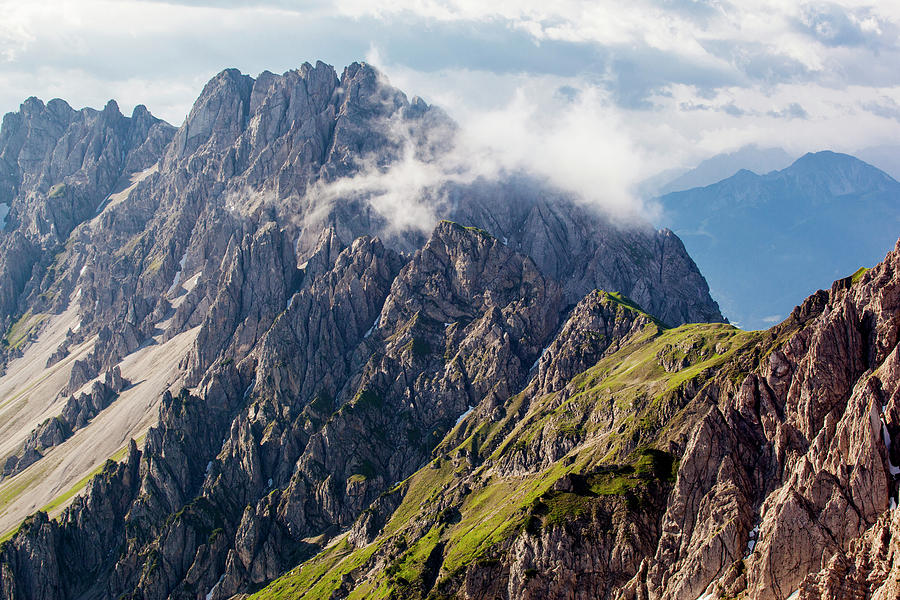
[
  {"x1": 130, "y1": 103, "x2": 150, "y2": 120},
  {"x1": 380, "y1": 220, "x2": 558, "y2": 332},
  {"x1": 784, "y1": 149, "x2": 897, "y2": 194},
  {"x1": 19, "y1": 96, "x2": 54, "y2": 117},
  {"x1": 0, "y1": 93, "x2": 174, "y2": 331},
  {"x1": 534, "y1": 289, "x2": 659, "y2": 395},
  {"x1": 166, "y1": 67, "x2": 253, "y2": 162},
  {"x1": 100, "y1": 99, "x2": 121, "y2": 117},
  {"x1": 0, "y1": 60, "x2": 740, "y2": 600}
]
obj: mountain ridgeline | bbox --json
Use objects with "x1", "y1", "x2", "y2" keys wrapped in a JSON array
[
  {"x1": 660, "y1": 150, "x2": 900, "y2": 330},
  {"x1": 0, "y1": 61, "x2": 896, "y2": 600}
]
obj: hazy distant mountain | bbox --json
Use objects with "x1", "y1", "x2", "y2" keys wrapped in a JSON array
[
  {"x1": 855, "y1": 144, "x2": 900, "y2": 181},
  {"x1": 660, "y1": 150, "x2": 900, "y2": 329},
  {"x1": 650, "y1": 145, "x2": 796, "y2": 196}
]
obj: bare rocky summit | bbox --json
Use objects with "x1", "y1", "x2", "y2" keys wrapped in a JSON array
[{"x1": 0, "y1": 60, "x2": 893, "y2": 600}]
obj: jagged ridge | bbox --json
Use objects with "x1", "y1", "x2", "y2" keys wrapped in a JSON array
[
  {"x1": 251, "y1": 237, "x2": 900, "y2": 600},
  {"x1": 0, "y1": 61, "x2": 730, "y2": 600}
]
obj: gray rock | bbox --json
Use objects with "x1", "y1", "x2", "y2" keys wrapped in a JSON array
[{"x1": 0, "y1": 60, "x2": 732, "y2": 600}]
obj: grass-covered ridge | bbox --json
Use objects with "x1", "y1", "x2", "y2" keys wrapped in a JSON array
[
  {"x1": 850, "y1": 266, "x2": 870, "y2": 284},
  {"x1": 2, "y1": 310, "x2": 49, "y2": 350},
  {"x1": 251, "y1": 311, "x2": 786, "y2": 599},
  {"x1": 595, "y1": 289, "x2": 665, "y2": 326}
]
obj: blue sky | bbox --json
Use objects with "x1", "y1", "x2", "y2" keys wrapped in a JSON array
[{"x1": 1, "y1": 0, "x2": 899, "y2": 201}]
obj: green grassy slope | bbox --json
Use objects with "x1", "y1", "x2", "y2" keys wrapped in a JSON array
[{"x1": 251, "y1": 303, "x2": 788, "y2": 599}]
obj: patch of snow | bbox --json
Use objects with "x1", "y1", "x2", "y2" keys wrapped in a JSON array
[
  {"x1": 206, "y1": 573, "x2": 226, "y2": 600},
  {"x1": 444, "y1": 322, "x2": 453, "y2": 328},
  {"x1": 891, "y1": 496, "x2": 897, "y2": 510},
  {"x1": 243, "y1": 378, "x2": 256, "y2": 400},
  {"x1": 268, "y1": 477, "x2": 273, "y2": 487},
  {"x1": 880, "y1": 418, "x2": 900, "y2": 476},
  {"x1": 785, "y1": 590, "x2": 799, "y2": 600},
  {"x1": 364, "y1": 316, "x2": 380, "y2": 338},
  {"x1": 502, "y1": 236, "x2": 508, "y2": 245},
  {"x1": 167, "y1": 252, "x2": 188, "y2": 295},
  {"x1": 530, "y1": 345, "x2": 551, "y2": 371},
  {"x1": 286, "y1": 293, "x2": 297, "y2": 311},
  {"x1": 74, "y1": 287, "x2": 82, "y2": 299},
  {"x1": 746, "y1": 524, "x2": 760, "y2": 554},
  {"x1": 0, "y1": 202, "x2": 8, "y2": 229},
  {"x1": 455, "y1": 406, "x2": 474, "y2": 427},
  {"x1": 79, "y1": 264, "x2": 88, "y2": 276},
  {"x1": 206, "y1": 461, "x2": 213, "y2": 474},
  {"x1": 168, "y1": 272, "x2": 182, "y2": 293},
  {"x1": 73, "y1": 321, "x2": 81, "y2": 333}
]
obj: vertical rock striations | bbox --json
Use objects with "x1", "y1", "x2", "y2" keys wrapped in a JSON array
[{"x1": 0, "y1": 61, "x2": 735, "y2": 600}]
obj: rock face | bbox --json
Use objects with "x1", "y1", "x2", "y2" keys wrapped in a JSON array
[
  {"x1": 629, "y1": 248, "x2": 900, "y2": 600},
  {"x1": 0, "y1": 97, "x2": 174, "y2": 333},
  {"x1": 0, "y1": 61, "x2": 740, "y2": 600},
  {"x1": 796, "y1": 509, "x2": 900, "y2": 600},
  {"x1": 223, "y1": 238, "x2": 900, "y2": 600},
  {"x1": 2, "y1": 366, "x2": 128, "y2": 478}
]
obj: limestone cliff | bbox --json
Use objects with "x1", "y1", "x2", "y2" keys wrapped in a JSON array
[{"x1": 0, "y1": 61, "x2": 775, "y2": 600}]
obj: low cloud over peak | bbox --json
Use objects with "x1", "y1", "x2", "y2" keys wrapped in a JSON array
[{"x1": 0, "y1": 0, "x2": 897, "y2": 205}]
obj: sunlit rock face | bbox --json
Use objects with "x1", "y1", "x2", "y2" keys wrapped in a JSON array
[{"x1": 0, "y1": 61, "x2": 749, "y2": 600}]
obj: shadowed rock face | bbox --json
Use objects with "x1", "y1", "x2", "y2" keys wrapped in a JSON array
[
  {"x1": 0, "y1": 61, "x2": 734, "y2": 600},
  {"x1": 212, "y1": 238, "x2": 898, "y2": 600},
  {"x1": 0, "y1": 98, "x2": 174, "y2": 333}
]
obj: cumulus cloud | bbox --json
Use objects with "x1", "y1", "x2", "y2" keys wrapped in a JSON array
[
  {"x1": 301, "y1": 137, "x2": 452, "y2": 236},
  {"x1": 299, "y1": 64, "x2": 660, "y2": 235},
  {"x1": 1, "y1": 0, "x2": 899, "y2": 220},
  {"x1": 451, "y1": 86, "x2": 654, "y2": 221},
  {"x1": 373, "y1": 52, "x2": 900, "y2": 185},
  {"x1": 862, "y1": 96, "x2": 900, "y2": 122}
]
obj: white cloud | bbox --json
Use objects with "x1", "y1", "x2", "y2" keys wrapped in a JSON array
[
  {"x1": 303, "y1": 65, "x2": 661, "y2": 229},
  {"x1": 0, "y1": 0, "x2": 898, "y2": 214},
  {"x1": 370, "y1": 55, "x2": 900, "y2": 194},
  {"x1": 339, "y1": 0, "x2": 900, "y2": 86}
]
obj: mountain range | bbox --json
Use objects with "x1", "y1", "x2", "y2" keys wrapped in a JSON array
[
  {"x1": 645, "y1": 145, "x2": 796, "y2": 197},
  {"x1": 659, "y1": 150, "x2": 900, "y2": 330},
  {"x1": 0, "y1": 61, "x2": 897, "y2": 600}
]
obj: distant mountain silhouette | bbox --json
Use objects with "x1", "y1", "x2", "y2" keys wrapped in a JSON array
[
  {"x1": 651, "y1": 145, "x2": 795, "y2": 196},
  {"x1": 660, "y1": 151, "x2": 900, "y2": 329},
  {"x1": 855, "y1": 144, "x2": 900, "y2": 181}
]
